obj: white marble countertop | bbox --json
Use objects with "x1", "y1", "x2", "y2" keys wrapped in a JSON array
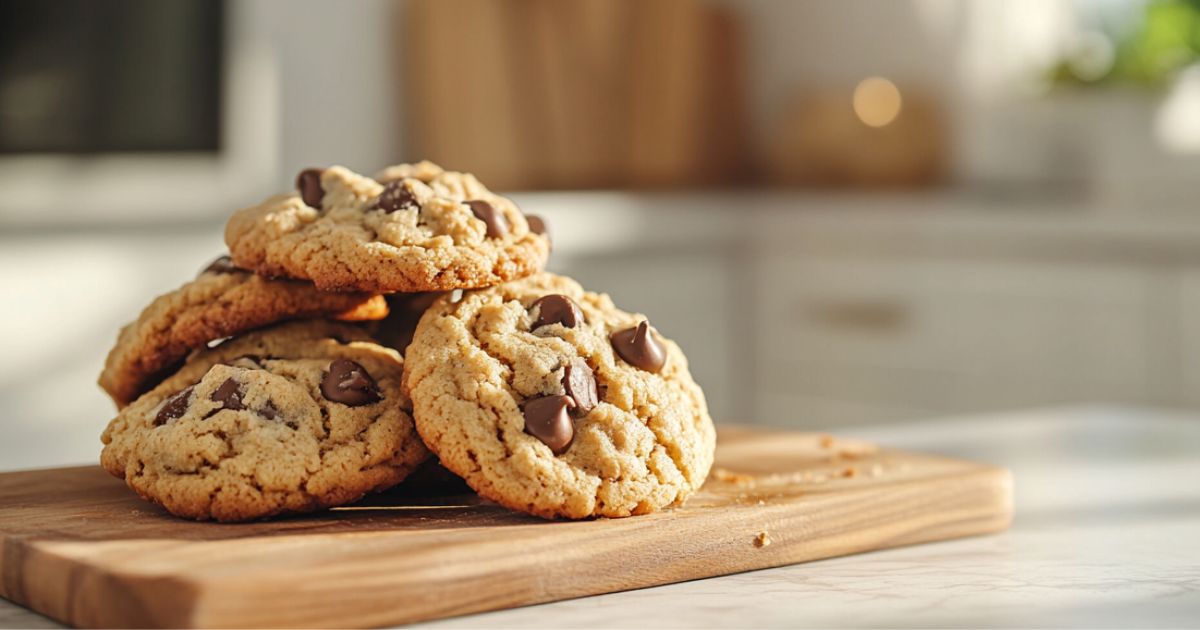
[{"x1": 3, "y1": 405, "x2": 1199, "y2": 628}]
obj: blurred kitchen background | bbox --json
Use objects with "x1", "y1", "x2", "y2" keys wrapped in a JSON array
[{"x1": 3, "y1": 0, "x2": 1200, "y2": 470}]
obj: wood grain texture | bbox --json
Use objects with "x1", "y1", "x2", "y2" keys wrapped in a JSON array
[
  {"x1": 626, "y1": 0, "x2": 707, "y2": 187},
  {"x1": 0, "y1": 428, "x2": 1011, "y2": 629},
  {"x1": 400, "y1": 0, "x2": 749, "y2": 189}
]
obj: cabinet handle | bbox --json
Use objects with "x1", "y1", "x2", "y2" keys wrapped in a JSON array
[{"x1": 802, "y1": 299, "x2": 909, "y2": 332}]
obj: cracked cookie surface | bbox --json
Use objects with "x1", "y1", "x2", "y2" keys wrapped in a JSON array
[
  {"x1": 403, "y1": 273, "x2": 715, "y2": 519},
  {"x1": 100, "y1": 320, "x2": 429, "y2": 522},
  {"x1": 225, "y1": 161, "x2": 550, "y2": 293},
  {"x1": 98, "y1": 256, "x2": 388, "y2": 408}
]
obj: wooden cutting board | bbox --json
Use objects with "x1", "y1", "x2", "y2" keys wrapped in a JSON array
[{"x1": 0, "y1": 428, "x2": 1012, "y2": 628}]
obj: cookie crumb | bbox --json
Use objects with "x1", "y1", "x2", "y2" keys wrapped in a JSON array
[
  {"x1": 712, "y1": 467, "x2": 756, "y2": 486},
  {"x1": 840, "y1": 467, "x2": 857, "y2": 478},
  {"x1": 754, "y1": 531, "x2": 772, "y2": 548},
  {"x1": 818, "y1": 434, "x2": 835, "y2": 449}
]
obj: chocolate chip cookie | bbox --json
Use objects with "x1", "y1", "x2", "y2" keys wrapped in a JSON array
[
  {"x1": 98, "y1": 256, "x2": 388, "y2": 408},
  {"x1": 100, "y1": 320, "x2": 429, "y2": 522},
  {"x1": 402, "y1": 273, "x2": 715, "y2": 519},
  {"x1": 224, "y1": 162, "x2": 550, "y2": 293}
]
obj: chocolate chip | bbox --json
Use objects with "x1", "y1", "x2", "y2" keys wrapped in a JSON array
[
  {"x1": 201, "y1": 255, "x2": 239, "y2": 276},
  {"x1": 523, "y1": 395, "x2": 576, "y2": 455},
  {"x1": 210, "y1": 378, "x2": 245, "y2": 411},
  {"x1": 562, "y1": 358, "x2": 598, "y2": 417},
  {"x1": 154, "y1": 386, "x2": 194, "y2": 426},
  {"x1": 465, "y1": 200, "x2": 508, "y2": 238},
  {"x1": 531, "y1": 294, "x2": 583, "y2": 329},
  {"x1": 321, "y1": 359, "x2": 382, "y2": 406},
  {"x1": 260, "y1": 400, "x2": 296, "y2": 428},
  {"x1": 296, "y1": 168, "x2": 325, "y2": 208},
  {"x1": 610, "y1": 320, "x2": 667, "y2": 373},
  {"x1": 526, "y1": 214, "x2": 547, "y2": 236},
  {"x1": 371, "y1": 180, "x2": 419, "y2": 213}
]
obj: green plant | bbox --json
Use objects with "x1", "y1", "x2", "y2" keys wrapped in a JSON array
[{"x1": 1052, "y1": 0, "x2": 1200, "y2": 88}]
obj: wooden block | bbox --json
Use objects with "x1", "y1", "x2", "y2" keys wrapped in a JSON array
[
  {"x1": 625, "y1": 0, "x2": 708, "y2": 187},
  {"x1": 524, "y1": 0, "x2": 633, "y2": 188},
  {"x1": 403, "y1": 0, "x2": 531, "y2": 189},
  {"x1": 697, "y1": 4, "x2": 751, "y2": 184},
  {"x1": 0, "y1": 428, "x2": 1012, "y2": 628}
]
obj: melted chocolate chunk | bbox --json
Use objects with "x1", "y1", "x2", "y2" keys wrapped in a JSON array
[
  {"x1": 530, "y1": 294, "x2": 583, "y2": 329},
  {"x1": 526, "y1": 214, "x2": 547, "y2": 236},
  {"x1": 465, "y1": 200, "x2": 508, "y2": 238},
  {"x1": 260, "y1": 400, "x2": 279, "y2": 421},
  {"x1": 201, "y1": 255, "x2": 239, "y2": 276},
  {"x1": 154, "y1": 386, "x2": 195, "y2": 426},
  {"x1": 210, "y1": 378, "x2": 245, "y2": 411},
  {"x1": 562, "y1": 358, "x2": 598, "y2": 417},
  {"x1": 522, "y1": 395, "x2": 576, "y2": 455},
  {"x1": 296, "y1": 168, "x2": 326, "y2": 208},
  {"x1": 610, "y1": 320, "x2": 667, "y2": 373},
  {"x1": 526, "y1": 214, "x2": 550, "y2": 250},
  {"x1": 321, "y1": 359, "x2": 382, "y2": 406},
  {"x1": 371, "y1": 180, "x2": 420, "y2": 213}
]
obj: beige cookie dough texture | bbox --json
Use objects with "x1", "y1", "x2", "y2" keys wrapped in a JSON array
[
  {"x1": 224, "y1": 161, "x2": 550, "y2": 292},
  {"x1": 98, "y1": 268, "x2": 387, "y2": 408},
  {"x1": 101, "y1": 320, "x2": 429, "y2": 522},
  {"x1": 404, "y1": 272, "x2": 715, "y2": 519}
]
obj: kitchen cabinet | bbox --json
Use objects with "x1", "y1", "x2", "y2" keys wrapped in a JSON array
[
  {"x1": 751, "y1": 255, "x2": 1158, "y2": 425},
  {"x1": 1172, "y1": 269, "x2": 1200, "y2": 407},
  {"x1": 519, "y1": 191, "x2": 1200, "y2": 426}
]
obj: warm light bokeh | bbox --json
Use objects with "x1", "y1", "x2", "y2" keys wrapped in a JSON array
[{"x1": 852, "y1": 76, "x2": 903, "y2": 128}]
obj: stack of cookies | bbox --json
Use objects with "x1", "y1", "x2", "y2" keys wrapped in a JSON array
[{"x1": 99, "y1": 162, "x2": 716, "y2": 521}]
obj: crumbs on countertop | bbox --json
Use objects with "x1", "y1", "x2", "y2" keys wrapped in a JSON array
[{"x1": 712, "y1": 467, "x2": 757, "y2": 486}]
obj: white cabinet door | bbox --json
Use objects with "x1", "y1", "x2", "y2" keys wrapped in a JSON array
[
  {"x1": 752, "y1": 255, "x2": 1156, "y2": 426},
  {"x1": 1172, "y1": 269, "x2": 1200, "y2": 407}
]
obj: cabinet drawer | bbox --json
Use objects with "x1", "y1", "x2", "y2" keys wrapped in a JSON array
[
  {"x1": 1173, "y1": 269, "x2": 1200, "y2": 406},
  {"x1": 757, "y1": 391, "x2": 942, "y2": 429},
  {"x1": 755, "y1": 361, "x2": 1157, "y2": 427},
  {"x1": 752, "y1": 256, "x2": 1154, "y2": 410}
]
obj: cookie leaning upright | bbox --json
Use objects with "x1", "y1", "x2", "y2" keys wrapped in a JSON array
[
  {"x1": 98, "y1": 255, "x2": 388, "y2": 408},
  {"x1": 101, "y1": 320, "x2": 429, "y2": 522},
  {"x1": 225, "y1": 161, "x2": 551, "y2": 293},
  {"x1": 403, "y1": 272, "x2": 716, "y2": 519}
]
